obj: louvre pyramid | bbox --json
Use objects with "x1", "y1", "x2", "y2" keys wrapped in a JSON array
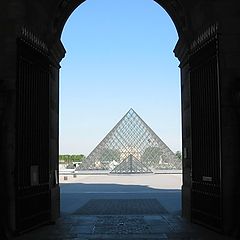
[
  {"x1": 76, "y1": 108, "x2": 181, "y2": 173},
  {"x1": 110, "y1": 154, "x2": 152, "y2": 174}
]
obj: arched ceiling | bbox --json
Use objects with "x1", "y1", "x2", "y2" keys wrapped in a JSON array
[{"x1": 52, "y1": 0, "x2": 188, "y2": 40}]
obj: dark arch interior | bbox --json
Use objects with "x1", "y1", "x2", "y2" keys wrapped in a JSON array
[{"x1": 1, "y1": 0, "x2": 240, "y2": 239}]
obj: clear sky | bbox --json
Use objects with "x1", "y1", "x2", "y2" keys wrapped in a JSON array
[{"x1": 60, "y1": 0, "x2": 181, "y2": 156}]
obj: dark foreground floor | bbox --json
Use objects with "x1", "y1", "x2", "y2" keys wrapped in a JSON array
[
  {"x1": 15, "y1": 176, "x2": 235, "y2": 239},
  {"x1": 15, "y1": 211, "x2": 232, "y2": 240}
]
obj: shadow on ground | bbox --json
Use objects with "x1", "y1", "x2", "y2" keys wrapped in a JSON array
[
  {"x1": 15, "y1": 182, "x2": 233, "y2": 239},
  {"x1": 60, "y1": 183, "x2": 182, "y2": 215}
]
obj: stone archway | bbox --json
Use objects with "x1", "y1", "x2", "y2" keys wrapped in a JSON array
[
  {"x1": 52, "y1": 0, "x2": 188, "y2": 39},
  {"x1": 1, "y1": 0, "x2": 240, "y2": 238},
  {"x1": 49, "y1": 0, "x2": 192, "y2": 223}
]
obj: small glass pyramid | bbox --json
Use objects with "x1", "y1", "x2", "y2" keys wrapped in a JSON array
[{"x1": 76, "y1": 108, "x2": 181, "y2": 173}]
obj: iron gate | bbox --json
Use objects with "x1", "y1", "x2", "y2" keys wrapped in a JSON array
[
  {"x1": 16, "y1": 35, "x2": 50, "y2": 232},
  {"x1": 190, "y1": 30, "x2": 222, "y2": 231}
]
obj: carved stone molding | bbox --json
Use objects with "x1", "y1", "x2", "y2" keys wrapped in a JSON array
[{"x1": 20, "y1": 26, "x2": 48, "y2": 54}]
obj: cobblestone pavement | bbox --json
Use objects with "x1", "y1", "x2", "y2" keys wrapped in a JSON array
[{"x1": 16, "y1": 213, "x2": 232, "y2": 240}]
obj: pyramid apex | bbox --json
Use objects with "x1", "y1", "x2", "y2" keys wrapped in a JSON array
[{"x1": 128, "y1": 108, "x2": 135, "y2": 113}]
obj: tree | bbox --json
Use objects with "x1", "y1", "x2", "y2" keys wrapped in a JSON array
[
  {"x1": 175, "y1": 151, "x2": 182, "y2": 160},
  {"x1": 59, "y1": 154, "x2": 86, "y2": 163}
]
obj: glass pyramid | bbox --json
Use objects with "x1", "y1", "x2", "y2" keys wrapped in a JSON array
[
  {"x1": 76, "y1": 108, "x2": 181, "y2": 173},
  {"x1": 110, "y1": 154, "x2": 153, "y2": 174}
]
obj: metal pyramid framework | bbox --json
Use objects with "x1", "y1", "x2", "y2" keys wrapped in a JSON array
[
  {"x1": 110, "y1": 154, "x2": 153, "y2": 174},
  {"x1": 76, "y1": 109, "x2": 181, "y2": 173}
]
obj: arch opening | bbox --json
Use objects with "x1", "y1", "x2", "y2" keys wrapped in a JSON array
[
  {"x1": 59, "y1": 0, "x2": 183, "y2": 222},
  {"x1": 53, "y1": 0, "x2": 186, "y2": 41}
]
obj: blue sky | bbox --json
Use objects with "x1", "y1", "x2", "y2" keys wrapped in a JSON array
[{"x1": 60, "y1": 0, "x2": 181, "y2": 155}]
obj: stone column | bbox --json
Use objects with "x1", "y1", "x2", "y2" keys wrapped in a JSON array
[
  {"x1": 174, "y1": 38, "x2": 191, "y2": 221},
  {"x1": 0, "y1": 0, "x2": 26, "y2": 235},
  {"x1": 48, "y1": 38, "x2": 66, "y2": 221},
  {"x1": 218, "y1": 21, "x2": 240, "y2": 237}
]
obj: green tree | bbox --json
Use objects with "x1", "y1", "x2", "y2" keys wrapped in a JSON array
[
  {"x1": 175, "y1": 151, "x2": 182, "y2": 160},
  {"x1": 59, "y1": 154, "x2": 86, "y2": 164},
  {"x1": 99, "y1": 148, "x2": 121, "y2": 165}
]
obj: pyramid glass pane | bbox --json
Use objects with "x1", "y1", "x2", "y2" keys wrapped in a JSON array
[
  {"x1": 76, "y1": 109, "x2": 181, "y2": 173},
  {"x1": 110, "y1": 154, "x2": 153, "y2": 174}
]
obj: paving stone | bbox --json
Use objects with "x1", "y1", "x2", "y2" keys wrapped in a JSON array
[
  {"x1": 74, "y1": 199, "x2": 167, "y2": 215},
  {"x1": 70, "y1": 225, "x2": 94, "y2": 234},
  {"x1": 93, "y1": 216, "x2": 151, "y2": 234},
  {"x1": 149, "y1": 224, "x2": 174, "y2": 234},
  {"x1": 15, "y1": 213, "x2": 232, "y2": 240}
]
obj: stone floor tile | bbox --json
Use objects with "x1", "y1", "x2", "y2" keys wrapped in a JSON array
[
  {"x1": 15, "y1": 213, "x2": 234, "y2": 240},
  {"x1": 70, "y1": 225, "x2": 94, "y2": 234}
]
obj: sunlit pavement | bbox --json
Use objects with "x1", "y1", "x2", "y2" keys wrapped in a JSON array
[{"x1": 16, "y1": 174, "x2": 233, "y2": 239}]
